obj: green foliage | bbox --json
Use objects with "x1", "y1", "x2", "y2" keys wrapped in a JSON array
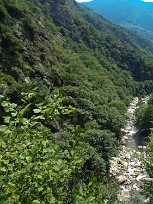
[
  {"x1": 143, "y1": 132, "x2": 153, "y2": 204},
  {"x1": 0, "y1": 80, "x2": 78, "y2": 203},
  {"x1": 136, "y1": 94, "x2": 153, "y2": 132},
  {"x1": 137, "y1": 95, "x2": 153, "y2": 203},
  {"x1": 0, "y1": 79, "x2": 119, "y2": 203},
  {"x1": 83, "y1": 129, "x2": 116, "y2": 158},
  {"x1": 0, "y1": 1, "x2": 9, "y2": 19},
  {"x1": 71, "y1": 177, "x2": 118, "y2": 204},
  {"x1": 83, "y1": 129, "x2": 117, "y2": 175},
  {"x1": 110, "y1": 99, "x2": 127, "y2": 115},
  {"x1": 0, "y1": 0, "x2": 153, "y2": 202}
]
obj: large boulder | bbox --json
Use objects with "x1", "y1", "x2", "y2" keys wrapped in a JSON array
[{"x1": 117, "y1": 175, "x2": 128, "y2": 184}]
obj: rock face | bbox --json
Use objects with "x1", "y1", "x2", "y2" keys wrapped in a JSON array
[
  {"x1": 49, "y1": 0, "x2": 73, "y2": 29},
  {"x1": 110, "y1": 97, "x2": 149, "y2": 203}
]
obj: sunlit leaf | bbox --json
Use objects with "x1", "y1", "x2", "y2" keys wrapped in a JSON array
[
  {"x1": 33, "y1": 109, "x2": 41, "y2": 113},
  {"x1": 32, "y1": 200, "x2": 40, "y2": 204},
  {"x1": 10, "y1": 103, "x2": 17, "y2": 108},
  {"x1": 25, "y1": 77, "x2": 31, "y2": 84},
  {"x1": 4, "y1": 116, "x2": 11, "y2": 123},
  {"x1": 0, "y1": 125, "x2": 7, "y2": 132},
  {"x1": 1, "y1": 101, "x2": 8, "y2": 107}
]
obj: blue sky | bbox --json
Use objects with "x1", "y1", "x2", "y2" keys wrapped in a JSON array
[
  {"x1": 75, "y1": 0, "x2": 92, "y2": 2},
  {"x1": 75, "y1": 0, "x2": 153, "y2": 2}
]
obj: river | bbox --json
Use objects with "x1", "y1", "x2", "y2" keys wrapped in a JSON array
[{"x1": 110, "y1": 97, "x2": 149, "y2": 204}]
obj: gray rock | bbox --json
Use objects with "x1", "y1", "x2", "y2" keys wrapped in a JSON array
[
  {"x1": 118, "y1": 189, "x2": 130, "y2": 201},
  {"x1": 144, "y1": 198, "x2": 150, "y2": 203},
  {"x1": 118, "y1": 160, "x2": 129, "y2": 169},
  {"x1": 117, "y1": 175, "x2": 128, "y2": 184},
  {"x1": 142, "y1": 178, "x2": 153, "y2": 182}
]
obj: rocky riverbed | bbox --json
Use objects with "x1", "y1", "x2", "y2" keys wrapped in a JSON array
[{"x1": 110, "y1": 97, "x2": 150, "y2": 203}]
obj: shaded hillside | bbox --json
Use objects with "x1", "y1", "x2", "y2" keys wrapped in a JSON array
[{"x1": 0, "y1": 0, "x2": 153, "y2": 203}]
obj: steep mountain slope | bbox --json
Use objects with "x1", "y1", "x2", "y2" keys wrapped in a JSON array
[
  {"x1": 0, "y1": 0, "x2": 153, "y2": 202},
  {"x1": 83, "y1": 0, "x2": 153, "y2": 42},
  {"x1": 1, "y1": 0, "x2": 153, "y2": 82}
]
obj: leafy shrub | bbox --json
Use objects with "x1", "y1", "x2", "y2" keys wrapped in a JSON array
[{"x1": 0, "y1": 79, "x2": 78, "y2": 203}]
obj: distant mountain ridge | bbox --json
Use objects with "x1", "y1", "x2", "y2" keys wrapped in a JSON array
[{"x1": 82, "y1": 0, "x2": 153, "y2": 41}]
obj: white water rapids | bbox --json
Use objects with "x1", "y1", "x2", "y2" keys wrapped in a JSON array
[{"x1": 110, "y1": 97, "x2": 150, "y2": 204}]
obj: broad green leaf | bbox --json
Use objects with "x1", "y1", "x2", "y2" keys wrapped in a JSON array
[
  {"x1": 0, "y1": 140, "x2": 6, "y2": 148},
  {"x1": 35, "y1": 102, "x2": 43, "y2": 107},
  {"x1": 0, "y1": 95, "x2": 4, "y2": 99},
  {"x1": 0, "y1": 167, "x2": 6, "y2": 172},
  {"x1": 0, "y1": 125, "x2": 7, "y2": 132},
  {"x1": 4, "y1": 108, "x2": 11, "y2": 113},
  {"x1": 45, "y1": 108, "x2": 51, "y2": 116},
  {"x1": 42, "y1": 141, "x2": 47, "y2": 146},
  {"x1": 1, "y1": 101, "x2": 8, "y2": 107},
  {"x1": 11, "y1": 112, "x2": 17, "y2": 117},
  {"x1": 4, "y1": 116, "x2": 11, "y2": 123},
  {"x1": 32, "y1": 200, "x2": 40, "y2": 204},
  {"x1": 38, "y1": 187, "x2": 44, "y2": 192},
  {"x1": 68, "y1": 105, "x2": 75, "y2": 110},
  {"x1": 33, "y1": 115, "x2": 45, "y2": 120},
  {"x1": 4, "y1": 130, "x2": 11, "y2": 135},
  {"x1": 2, "y1": 160, "x2": 9, "y2": 164},
  {"x1": 21, "y1": 118, "x2": 29, "y2": 125},
  {"x1": 10, "y1": 103, "x2": 17, "y2": 108},
  {"x1": 50, "y1": 197, "x2": 56, "y2": 203},
  {"x1": 70, "y1": 150, "x2": 75, "y2": 156},
  {"x1": 33, "y1": 109, "x2": 42, "y2": 113},
  {"x1": 30, "y1": 122, "x2": 40, "y2": 128},
  {"x1": 26, "y1": 156, "x2": 31, "y2": 161},
  {"x1": 37, "y1": 175, "x2": 42, "y2": 180}
]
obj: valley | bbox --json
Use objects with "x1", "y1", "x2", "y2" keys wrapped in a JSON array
[{"x1": 0, "y1": 0, "x2": 153, "y2": 203}]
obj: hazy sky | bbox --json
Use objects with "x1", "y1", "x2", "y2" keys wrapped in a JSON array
[{"x1": 75, "y1": 0, "x2": 153, "y2": 2}]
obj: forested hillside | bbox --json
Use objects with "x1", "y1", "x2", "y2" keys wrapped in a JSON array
[{"x1": 0, "y1": 0, "x2": 153, "y2": 203}]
